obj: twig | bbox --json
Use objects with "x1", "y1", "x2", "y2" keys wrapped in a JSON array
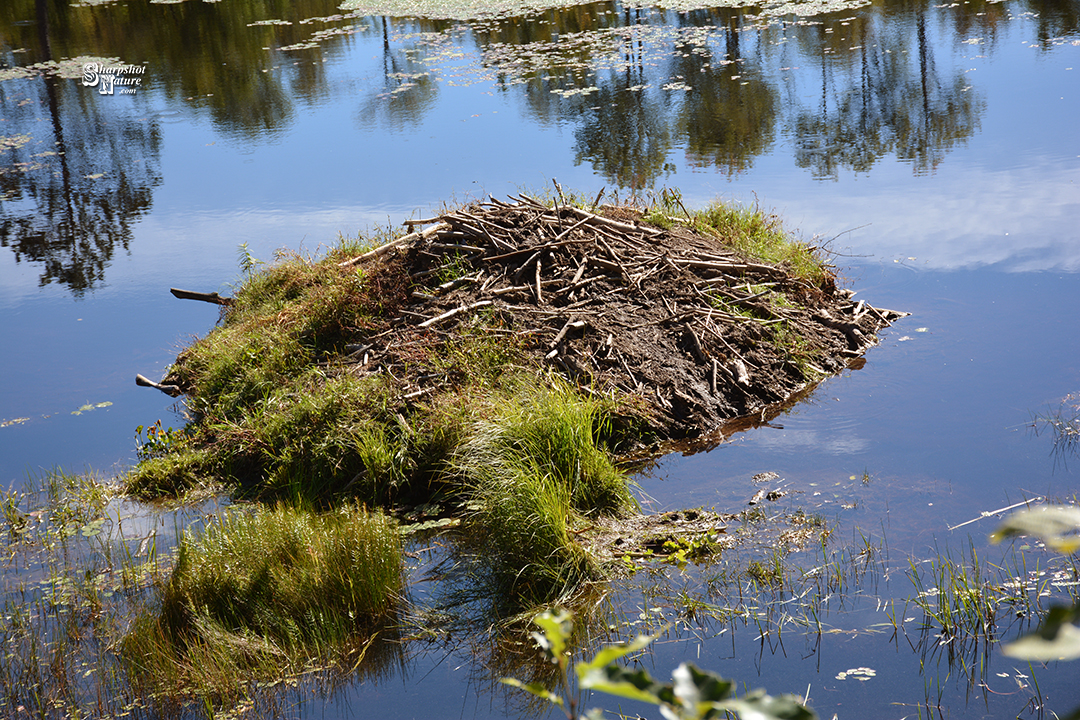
[
  {"x1": 563, "y1": 205, "x2": 663, "y2": 237},
  {"x1": 417, "y1": 300, "x2": 493, "y2": 328},
  {"x1": 535, "y1": 258, "x2": 543, "y2": 304},
  {"x1": 684, "y1": 322, "x2": 707, "y2": 362},
  {"x1": 339, "y1": 223, "x2": 446, "y2": 266},
  {"x1": 947, "y1": 497, "x2": 1044, "y2": 531},
  {"x1": 549, "y1": 319, "x2": 586, "y2": 349}
]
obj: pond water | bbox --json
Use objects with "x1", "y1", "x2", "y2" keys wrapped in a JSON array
[{"x1": 1, "y1": 0, "x2": 1078, "y2": 717}]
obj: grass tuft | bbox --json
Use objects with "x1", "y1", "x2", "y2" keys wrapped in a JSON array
[
  {"x1": 453, "y1": 385, "x2": 635, "y2": 606},
  {"x1": 123, "y1": 503, "x2": 402, "y2": 697}
]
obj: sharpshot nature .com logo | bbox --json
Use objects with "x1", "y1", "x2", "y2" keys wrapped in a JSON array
[{"x1": 81, "y1": 62, "x2": 145, "y2": 95}]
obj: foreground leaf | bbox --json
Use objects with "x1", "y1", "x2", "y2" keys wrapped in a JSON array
[
  {"x1": 720, "y1": 691, "x2": 818, "y2": 720},
  {"x1": 578, "y1": 662, "x2": 669, "y2": 705},
  {"x1": 499, "y1": 678, "x2": 565, "y2": 708},
  {"x1": 672, "y1": 663, "x2": 733, "y2": 718},
  {"x1": 1003, "y1": 600, "x2": 1080, "y2": 661},
  {"x1": 990, "y1": 505, "x2": 1080, "y2": 554},
  {"x1": 531, "y1": 609, "x2": 573, "y2": 662}
]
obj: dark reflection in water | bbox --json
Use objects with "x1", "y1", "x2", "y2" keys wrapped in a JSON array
[
  {"x1": 788, "y1": 8, "x2": 983, "y2": 178},
  {"x1": 2, "y1": 0, "x2": 1077, "y2": 290},
  {"x1": 0, "y1": 0, "x2": 162, "y2": 294},
  {"x1": 357, "y1": 17, "x2": 441, "y2": 130}
]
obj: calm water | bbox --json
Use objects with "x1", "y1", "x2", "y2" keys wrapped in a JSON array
[{"x1": 1, "y1": 0, "x2": 1079, "y2": 716}]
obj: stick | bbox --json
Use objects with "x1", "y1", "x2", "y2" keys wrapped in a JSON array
[
  {"x1": 551, "y1": 276, "x2": 602, "y2": 297},
  {"x1": 169, "y1": 288, "x2": 233, "y2": 306},
  {"x1": 417, "y1": 300, "x2": 493, "y2": 328},
  {"x1": 618, "y1": 350, "x2": 638, "y2": 388},
  {"x1": 947, "y1": 497, "x2": 1044, "y2": 531},
  {"x1": 684, "y1": 322, "x2": 707, "y2": 363},
  {"x1": 626, "y1": 311, "x2": 695, "y2": 330},
  {"x1": 483, "y1": 237, "x2": 591, "y2": 263},
  {"x1": 453, "y1": 211, "x2": 516, "y2": 250},
  {"x1": 512, "y1": 250, "x2": 542, "y2": 284},
  {"x1": 570, "y1": 258, "x2": 588, "y2": 285},
  {"x1": 135, "y1": 374, "x2": 181, "y2": 397},
  {"x1": 590, "y1": 186, "x2": 605, "y2": 210},
  {"x1": 703, "y1": 317, "x2": 757, "y2": 368},
  {"x1": 710, "y1": 359, "x2": 718, "y2": 395},
  {"x1": 489, "y1": 280, "x2": 561, "y2": 296},
  {"x1": 562, "y1": 205, "x2": 663, "y2": 237},
  {"x1": 429, "y1": 243, "x2": 486, "y2": 254},
  {"x1": 339, "y1": 223, "x2": 446, "y2": 266},
  {"x1": 514, "y1": 193, "x2": 549, "y2": 209},
  {"x1": 549, "y1": 319, "x2": 586, "y2": 349},
  {"x1": 535, "y1": 257, "x2": 543, "y2": 304},
  {"x1": 437, "y1": 274, "x2": 481, "y2": 292},
  {"x1": 553, "y1": 214, "x2": 591, "y2": 242}
]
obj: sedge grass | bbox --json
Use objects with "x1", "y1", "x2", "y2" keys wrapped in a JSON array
[
  {"x1": 453, "y1": 384, "x2": 636, "y2": 608},
  {"x1": 122, "y1": 502, "x2": 403, "y2": 698}
]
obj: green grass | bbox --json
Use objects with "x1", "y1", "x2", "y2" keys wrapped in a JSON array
[
  {"x1": 122, "y1": 503, "x2": 403, "y2": 698},
  {"x1": 453, "y1": 384, "x2": 636, "y2": 606},
  {"x1": 642, "y1": 191, "x2": 830, "y2": 285}
]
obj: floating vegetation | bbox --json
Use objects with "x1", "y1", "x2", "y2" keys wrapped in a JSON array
[
  {"x1": 835, "y1": 666, "x2": 876, "y2": 681},
  {"x1": 340, "y1": 0, "x2": 870, "y2": 21},
  {"x1": 70, "y1": 401, "x2": 113, "y2": 416},
  {"x1": 0, "y1": 56, "x2": 123, "y2": 83},
  {"x1": 0, "y1": 134, "x2": 32, "y2": 153}
]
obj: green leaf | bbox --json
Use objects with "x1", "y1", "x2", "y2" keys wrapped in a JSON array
[
  {"x1": 499, "y1": 678, "x2": 565, "y2": 708},
  {"x1": 80, "y1": 518, "x2": 106, "y2": 537},
  {"x1": 579, "y1": 662, "x2": 667, "y2": 705},
  {"x1": 718, "y1": 690, "x2": 817, "y2": 720},
  {"x1": 578, "y1": 632, "x2": 656, "y2": 673},
  {"x1": 672, "y1": 663, "x2": 733, "y2": 718},
  {"x1": 531, "y1": 608, "x2": 573, "y2": 662},
  {"x1": 1003, "y1": 600, "x2": 1080, "y2": 661},
  {"x1": 991, "y1": 505, "x2": 1080, "y2": 554}
]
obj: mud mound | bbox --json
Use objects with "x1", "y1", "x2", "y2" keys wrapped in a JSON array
[{"x1": 339, "y1": 195, "x2": 906, "y2": 441}]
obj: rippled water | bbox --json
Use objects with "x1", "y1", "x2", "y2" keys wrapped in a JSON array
[{"x1": 1, "y1": 0, "x2": 1078, "y2": 716}]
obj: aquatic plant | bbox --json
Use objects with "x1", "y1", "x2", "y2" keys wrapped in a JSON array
[
  {"x1": 453, "y1": 385, "x2": 635, "y2": 606},
  {"x1": 1031, "y1": 392, "x2": 1080, "y2": 469},
  {"x1": 502, "y1": 608, "x2": 816, "y2": 719},
  {"x1": 122, "y1": 502, "x2": 403, "y2": 697}
]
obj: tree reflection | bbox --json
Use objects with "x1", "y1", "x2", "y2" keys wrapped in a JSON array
[
  {"x1": 571, "y1": 15, "x2": 674, "y2": 189},
  {"x1": 787, "y1": 9, "x2": 982, "y2": 179},
  {"x1": 673, "y1": 12, "x2": 778, "y2": 177},
  {"x1": 356, "y1": 17, "x2": 440, "y2": 131},
  {"x1": 573, "y1": 79, "x2": 674, "y2": 189},
  {"x1": 0, "y1": 0, "x2": 162, "y2": 295}
]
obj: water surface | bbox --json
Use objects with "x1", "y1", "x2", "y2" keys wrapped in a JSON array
[{"x1": 1, "y1": 0, "x2": 1078, "y2": 716}]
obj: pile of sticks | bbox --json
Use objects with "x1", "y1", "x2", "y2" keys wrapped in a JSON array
[{"x1": 335, "y1": 194, "x2": 905, "y2": 436}]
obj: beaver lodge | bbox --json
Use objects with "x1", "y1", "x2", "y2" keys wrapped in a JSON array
[
  {"x1": 336, "y1": 193, "x2": 905, "y2": 438},
  {"x1": 129, "y1": 190, "x2": 906, "y2": 610}
]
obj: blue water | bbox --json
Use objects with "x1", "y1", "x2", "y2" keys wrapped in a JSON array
[{"x1": 2, "y1": 0, "x2": 1079, "y2": 716}]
